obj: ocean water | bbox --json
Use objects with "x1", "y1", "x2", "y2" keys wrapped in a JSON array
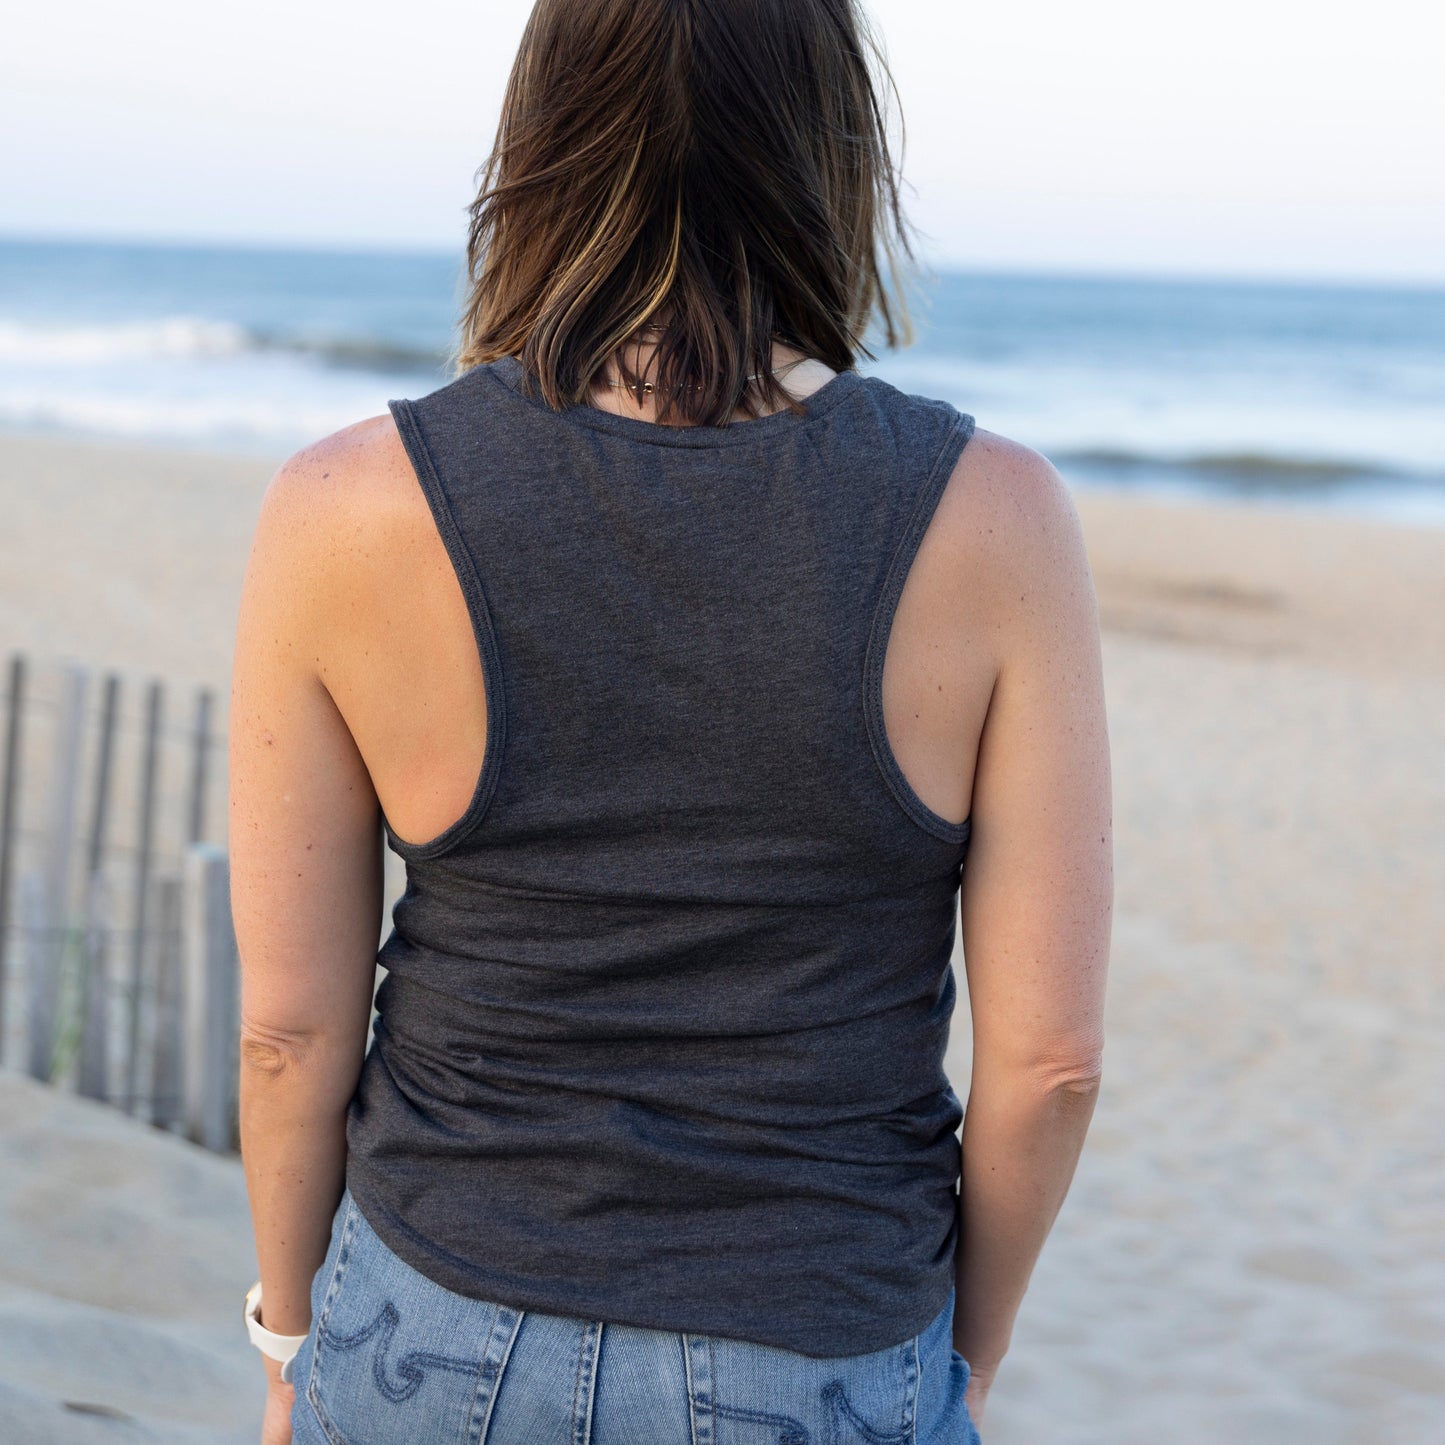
[{"x1": 2, "y1": 236, "x2": 1442, "y2": 525}]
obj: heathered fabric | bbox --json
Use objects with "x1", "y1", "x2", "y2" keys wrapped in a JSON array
[{"x1": 344, "y1": 353, "x2": 977, "y2": 1358}]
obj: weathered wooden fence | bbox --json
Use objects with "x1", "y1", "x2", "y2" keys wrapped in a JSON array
[{"x1": 0, "y1": 651, "x2": 242, "y2": 1152}]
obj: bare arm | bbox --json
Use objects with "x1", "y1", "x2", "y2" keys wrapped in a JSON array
[
  {"x1": 229, "y1": 426, "x2": 389, "y2": 1386},
  {"x1": 948, "y1": 435, "x2": 1114, "y2": 1376}
]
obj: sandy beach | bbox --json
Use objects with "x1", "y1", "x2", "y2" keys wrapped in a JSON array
[{"x1": 1, "y1": 428, "x2": 1442, "y2": 1443}]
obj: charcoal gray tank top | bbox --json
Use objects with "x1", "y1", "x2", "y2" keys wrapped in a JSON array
[{"x1": 344, "y1": 352, "x2": 976, "y2": 1357}]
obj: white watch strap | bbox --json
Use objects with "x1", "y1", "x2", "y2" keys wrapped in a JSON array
[{"x1": 245, "y1": 1281, "x2": 310, "y2": 1384}]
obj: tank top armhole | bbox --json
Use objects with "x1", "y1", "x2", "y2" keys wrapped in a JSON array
[
  {"x1": 862, "y1": 409, "x2": 977, "y2": 847},
  {"x1": 382, "y1": 397, "x2": 507, "y2": 860}
]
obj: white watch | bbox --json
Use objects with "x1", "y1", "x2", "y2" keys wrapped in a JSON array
[{"x1": 244, "y1": 1280, "x2": 311, "y2": 1385}]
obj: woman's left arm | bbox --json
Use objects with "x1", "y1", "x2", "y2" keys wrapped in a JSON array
[{"x1": 228, "y1": 441, "x2": 386, "y2": 1384}]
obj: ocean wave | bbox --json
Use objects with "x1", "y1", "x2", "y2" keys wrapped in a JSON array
[
  {"x1": 0, "y1": 316, "x2": 446, "y2": 374},
  {"x1": 0, "y1": 316, "x2": 252, "y2": 364},
  {"x1": 1053, "y1": 447, "x2": 1433, "y2": 489},
  {"x1": 256, "y1": 331, "x2": 449, "y2": 373}
]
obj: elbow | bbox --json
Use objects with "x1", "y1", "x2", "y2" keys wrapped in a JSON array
[
  {"x1": 239, "y1": 1018, "x2": 323, "y2": 1079},
  {"x1": 978, "y1": 1042, "x2": 1104, "y2": 1098},
  {"x1": 1053, "y1": 1066, "x2": 1103, "y2": 1097},
  {"x1": 238, "y1": 1017, "x2": 365, "y2": 1119},
  {"x1": 1020, "y1": 1058, "x2": 1103, "y2": 1115},
  {"x1": 1038, "y1": 1044, "x2": 1104, "y2": 1095}
]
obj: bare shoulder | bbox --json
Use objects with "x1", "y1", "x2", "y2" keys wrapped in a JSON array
[
  {"x1": 243, "y1": 413, "x2": 429, "y2": 642},
  {"x1": 250, "y1": 413, "x2": 433, "y2": 580},
  {"x1": 261, "y1": 412, "x2": 419, "y2": 529},
  {"x1": 941, "y1": 424, "x2": 1083, "y2": 556},
  {"x1": 934, "y1": 423, "x2": 1096, "y2": 645}
]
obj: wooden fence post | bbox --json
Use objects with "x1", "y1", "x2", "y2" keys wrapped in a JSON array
[
  {"x1": 187, "y1": 687, "x2": 213, "y2": 845},
  {"x1": 0, "y1": 653, "x2": 26, "y2": 1062},
  {"x1": 16, "y1": 871, "x2": 44, "y2": 1074},
  {"x1": 77, "y1": 868, "x2": 113, "y2": 1101},
  {"x1": 124, "y1": 680, "x2": 163, "y2": 1110},
  {"x1": 28, "y1": 664, "x2": 87, "y2": 1082},
  {"x1": 147, "y1": 874, "x2": 184, "y2": 1131},
  {"x1": 76, "y1": 674, "x2": 120, "y2": 1101},
  {"x1": 182, "y1": 843, "x2": 238, "y2": 1152},
  {"x1": 86, "y1": 674, "x2": 120, "y2": 877}
]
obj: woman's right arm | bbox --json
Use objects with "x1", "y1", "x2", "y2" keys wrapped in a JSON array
[{"x1": 947, "y1": 434, "x2": 1114, "y2": 1407}]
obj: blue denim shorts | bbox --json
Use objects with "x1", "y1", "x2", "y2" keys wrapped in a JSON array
[{"x1": 289, "y1": 1186, "x2": 982, "y2": 1444}]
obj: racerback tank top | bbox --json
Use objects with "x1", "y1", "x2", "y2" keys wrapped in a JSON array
[{"x1": 344, "y1": 352, "x2": 977, "y2": 1357}]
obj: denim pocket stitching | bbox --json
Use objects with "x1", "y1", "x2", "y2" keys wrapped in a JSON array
[
  {"x1": 320, "y1": 1298, "x2": 484, "y2": 1402},
  {"x1": 819, "y1": 1375, "x2": 913, "y2": 1445},
  {"x1": 709, "y1": 1398, "x2": 808, "y2": 1444}
]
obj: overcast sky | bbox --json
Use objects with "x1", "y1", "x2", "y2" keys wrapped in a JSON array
[{"x1": 2, "y1": 0, "x2": 1441, "y2": 284}]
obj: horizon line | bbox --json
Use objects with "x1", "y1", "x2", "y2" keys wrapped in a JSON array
[{"x1": 2, "y1": 227, "x2": 1443, "y2": 296}]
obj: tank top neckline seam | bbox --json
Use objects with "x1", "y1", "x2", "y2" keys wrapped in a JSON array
[{"x1": 484, "y1": 353, "x2": 866, "y2": 447}]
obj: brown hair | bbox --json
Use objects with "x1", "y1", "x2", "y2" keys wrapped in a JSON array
[{"x1": 456, "y1": 0, "x2": 918, "y2": 426}]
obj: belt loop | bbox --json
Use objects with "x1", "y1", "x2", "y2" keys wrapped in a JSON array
[
  {"x1": 572, "y1": 1319, "x2": 604, "y2": 1445},
  {"x1": 468, "y1": 1304, "x2": 524, "y2": 1444},
  {"x1": 682, "y1": 1333, "x2": 715, "y2": 1445}
]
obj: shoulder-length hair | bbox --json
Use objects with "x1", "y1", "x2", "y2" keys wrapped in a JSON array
[{"x1": 456, "y1": 0, "x2": 918, "y2": 427}]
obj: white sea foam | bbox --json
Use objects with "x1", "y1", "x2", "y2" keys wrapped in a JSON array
[{"x1": 0, "y1": 315, "x2": 254, "y2": 365}]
